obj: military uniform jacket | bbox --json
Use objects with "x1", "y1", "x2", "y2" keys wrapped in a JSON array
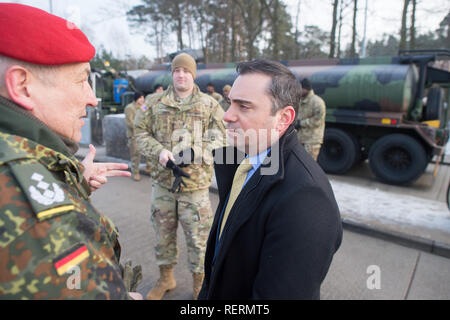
[
  {"x1": 296, "y1": 90, "x2": 326, "y2": 144},
  {"x1": 199, "y1": 126, "x2": 342, "y2": 299},
  {"x1": 208, "y1": 92, "x2": 223, "y2": 103},
  {"x1": 135, "y1": 84, "x2": 226, "y2": 192},
  {"x1": 0, "y1": 96, "x2": 129, "y2": 299},
  {"x1": 124, "y1": 101, "x2": 141, "y2": 139}
]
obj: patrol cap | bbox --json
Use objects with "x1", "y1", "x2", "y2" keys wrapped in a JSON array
[
  {"x1": 223, "y1": 85, "x2": 232, "y2": 92},
  {"x1": 134, "y1": 91, "x2": 144, "y2": 101},
  {"x1": 171, "y1": 53, "x2": 197, "y2": 79},
  {"x1": 0, "y1": 3, "x2": 95, "y2": 65}
]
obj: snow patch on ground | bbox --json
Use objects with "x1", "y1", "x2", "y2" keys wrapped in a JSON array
[{"x1": 330, "y1": 179, "x2": 450, "y2": 233}]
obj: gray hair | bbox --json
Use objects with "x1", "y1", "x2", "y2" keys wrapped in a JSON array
[
  {"x1": 235, "y1": 59, "x2": 302, "y2": 115},
  {"x1": 0, "y1": 55, "x2": 58, "y2": 92}
]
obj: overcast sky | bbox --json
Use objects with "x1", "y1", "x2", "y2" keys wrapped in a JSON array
[{"x1": 3, "y1": 0, "x2": 450, "y2": 60}]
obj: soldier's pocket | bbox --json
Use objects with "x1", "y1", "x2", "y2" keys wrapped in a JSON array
[{"x1": 154, "y1": 110, "x2": 172, "y2": 143}]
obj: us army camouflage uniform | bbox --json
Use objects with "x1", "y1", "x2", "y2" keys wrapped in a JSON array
[
  {"x1": 135, "y1": 84, "x2": 226, "y2": 273},
  {"x1": 124, "y1": 101, "x2": 151, "y2": 175},
  {"x1": 296, "y1": 89, "x2": 326, "y2": 161},
  {"x1": 0, "y1": 96, "x2": 130, "y2": 299},
  {"x1": 207, "y1": 92, "x2": 223, "y2": 104},
  {"x1": 220, "y1": 98, "x2": 230, "y2": 112}
]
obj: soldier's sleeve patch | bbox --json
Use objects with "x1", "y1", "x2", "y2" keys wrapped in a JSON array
[
  {"x1": 53, "y1": 243, "x2": 90, "y2": 276},
  {"x1": 8, "y1": 162, "x2": 75, "y2": 221}
]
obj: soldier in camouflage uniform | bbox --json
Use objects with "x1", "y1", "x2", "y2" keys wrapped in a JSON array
[
  {"x1": 206, "y1": 82, "x2": 223, "y2": 103},
  {"x1": 0, "y1": 3, "x2": 138, "y2": 300},
  {"x1": 135, "y1": 53, "x2": 226, "y2": 300},
  {"x1": 220, "y1": 85, "x2": 231, "y2": 112},
  {"x1": 124, "y1": 92, "x2": 151, "y2": 181},
  {"x1": 295, "y1": 78, "x2": 326, "y2": 161}
]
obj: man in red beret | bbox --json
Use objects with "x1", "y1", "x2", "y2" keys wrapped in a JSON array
[{"x1": 0, "y1": 3, "x2": 141, "y2": 299}]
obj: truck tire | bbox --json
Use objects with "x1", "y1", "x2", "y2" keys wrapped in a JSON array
[
  {"x1": 424, "y1": 87, "x2": 443, "y2": 121},
  {"x1": 318, "y1": 128, "x2": 360, "y2": 174},
  {"x1": 368, "y1": 134, "x2": 427, "y2": 185},
  {"x1": 447, "y1": 182, "x2": 450, "y2": 210}
]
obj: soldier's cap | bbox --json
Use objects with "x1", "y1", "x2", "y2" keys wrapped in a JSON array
[
  {"x1": 134, "y1": 91, "x2": 144, "y2": 101},
  {"x1": 300, "y1": 78, "x2": 312, "y2": 91},
  {"x1": 0, "y1": 3, "x2": 95, "y2": 65},
  {"x1": 171, "y1": 53, "x2": 197, "y2": 79}
]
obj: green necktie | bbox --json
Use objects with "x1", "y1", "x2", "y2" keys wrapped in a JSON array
[{"x1": 219, "y1": 158, "x2": 253, "y2": 238}]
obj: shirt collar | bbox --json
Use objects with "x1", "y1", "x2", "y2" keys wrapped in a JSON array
[{"x1": 247, "y1": 147, "x2": 271, "y2": 171}]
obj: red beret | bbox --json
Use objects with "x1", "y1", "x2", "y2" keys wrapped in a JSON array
[{"x1": 0, "y1": 3, "x2": 95, "y2": 65}]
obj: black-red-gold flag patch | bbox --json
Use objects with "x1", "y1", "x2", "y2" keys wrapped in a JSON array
[{"x1": 53, "y1": 243, "x2": 89, "y2": 276}]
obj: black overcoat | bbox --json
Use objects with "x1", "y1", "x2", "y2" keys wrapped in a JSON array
[{"x1": 198, "y1": 126, "x2": 343, "y2": 300}]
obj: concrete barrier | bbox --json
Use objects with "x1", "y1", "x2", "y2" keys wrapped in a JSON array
[{"x1": 102, "y1": 114, "x2": 130, "y2": 160}]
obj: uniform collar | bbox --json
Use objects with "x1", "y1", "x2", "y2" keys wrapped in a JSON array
[
  {"x1": 160, "y1": 84, "x2": 202, "y2": 109},
  {"x1": 0, "y1": 95, "x2": 78, "y2": 157}
]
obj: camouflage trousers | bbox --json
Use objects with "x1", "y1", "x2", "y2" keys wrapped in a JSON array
[
  {"x1": 150, "y1": 183, "x2": 213, "y2": 274},
  {"x1": 128, "y1": 138, "x2": 151, "y2": 174},
  {"x1": 303, "y1": 143, "x2": 322, "y2": 161}
]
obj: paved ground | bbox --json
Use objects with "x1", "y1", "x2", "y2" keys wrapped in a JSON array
[{"x1": 90, "y1": 175, "x2": 450, "y2": 300}]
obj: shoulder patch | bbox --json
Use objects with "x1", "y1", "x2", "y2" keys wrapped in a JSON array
[{"x1": 8, "y1": 161, "x2": 74, "y2": 221}]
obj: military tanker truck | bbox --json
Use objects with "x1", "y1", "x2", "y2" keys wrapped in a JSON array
[{"x1": 135, "y1": 50, "x2": 450, "y2": 185}]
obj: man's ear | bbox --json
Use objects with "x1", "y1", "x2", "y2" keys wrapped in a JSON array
[
  {"x1": 4, "y1": 65, "x2": 37, "y2": 111},
  {"x1": 276, "y1": 106, "x2": 296, "y2": 133}
]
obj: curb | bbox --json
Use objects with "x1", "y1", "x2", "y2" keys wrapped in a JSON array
[{"x1": 341, "y1": 218, "x2": 450, "y2": 259}]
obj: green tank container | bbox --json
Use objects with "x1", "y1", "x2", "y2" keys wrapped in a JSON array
[{"x1": 291, "y1": 64, "x2": 418, "y2": 114}]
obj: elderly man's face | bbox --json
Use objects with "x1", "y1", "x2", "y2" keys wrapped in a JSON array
[
  {"x1": 31, "y1": 62, "x2": 97, "y2": 142},
  {"x1": 224, "y1": 73, "x2": 282, "y2": 155}
]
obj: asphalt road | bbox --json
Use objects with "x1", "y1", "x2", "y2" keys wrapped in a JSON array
[{"x1": 90, "y1": 175, "x2": 450, "y2": 300}]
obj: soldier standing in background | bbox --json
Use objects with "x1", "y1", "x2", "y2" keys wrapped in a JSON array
[
  {"x1": 153, "y1": 84, "x2": 164, "y2": 93},
  {"x1": 220, "y1": 84, "x2": 231, "y2": 112},
  {"x1": 0, "y1": 3, "x2": 140, "y2": 299},
  {"x1": 135, "y1": 53, "x2": 226, "y2": 300},
  {"x1": 124, "y1": 91, "x2": 151, "y2": 181},
  {"x1": 206, "y1": 82, "x2": 223, "y2": 103},
  {"x1": 295, "y1": 78, "x2": 326, "y2": 161}
]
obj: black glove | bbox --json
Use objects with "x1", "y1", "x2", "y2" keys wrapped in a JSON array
[
  {"x1": 166, "y1": 159, "x2": 191, "y2": 193},
  {"x1": 294, "y1": 119, "x2": 301, "y2": 130},
  {"x1": 173, "y1": 148, "x2": 195, "y2": 167}
]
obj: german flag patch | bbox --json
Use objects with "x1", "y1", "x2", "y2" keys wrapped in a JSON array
[{"x1": 54, "y1": 243, "x2": 89, "y2": 276}]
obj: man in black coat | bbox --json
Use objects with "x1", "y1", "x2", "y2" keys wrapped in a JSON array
[{"x1": 198, "y1": 59, "x2": 342, "y2": 300}]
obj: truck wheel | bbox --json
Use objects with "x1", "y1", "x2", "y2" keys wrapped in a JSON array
[
  {"x1": 424, "y1": 87, "x2": 443, "y2": 121},
  {"x1": 318, "y1": 128, "x2": 360, "y2": 174},
  {"x1": 368, "y1": 134, "x2": 427, "y2": 185},
  {"x1": 447, "y1": 182, "x2": 450, "y2": 210}
]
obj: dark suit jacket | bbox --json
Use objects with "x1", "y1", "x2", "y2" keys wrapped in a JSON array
[{"x1": 198, "y1": 126, "x2": 342, "y2": 300}]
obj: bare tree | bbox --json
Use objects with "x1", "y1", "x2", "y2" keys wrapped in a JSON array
[
  {"x1": 294, "y1": 0, "x2": 301, "y2": 59},
  {"x1": 399, "y1": 0, "x2": 410, "y2": 51},
  {"x1": 235, "y1": 0, "x2": 266, "y2": 60},
  {"x1": 350, "y1": 0, "x2": 358, "y2": 57},
  {"x1": 409, "y1": 0, "x2": 417, "y2": 49},
  {"x1": 329, "y1": 0, "x2": 339, "y2": 58}
]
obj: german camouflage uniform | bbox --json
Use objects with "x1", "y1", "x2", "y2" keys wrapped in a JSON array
[
  {"x1": 0, "y1": 96, "x2": 130, "y2": 299},
  {"x1": 296, "y1": 89, "x2": 326, "y2": 160},
  {"x1": 124, "y1": 101, "x2": 151, "y2": 175},
  {"x1": 135, "y1": 84, "x2": 226, "y2": 273}
]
